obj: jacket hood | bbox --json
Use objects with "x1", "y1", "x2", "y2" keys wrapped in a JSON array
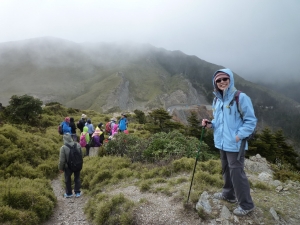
[
  {"x1": 63, "y1": 133, "x2": 74, "y2": 145},
  {"x1": 83, "y1": 126, "x2": 88, "y2": 132},
  {"x1": 212, "y1": 68, "x2": 234, "y2": 89}
]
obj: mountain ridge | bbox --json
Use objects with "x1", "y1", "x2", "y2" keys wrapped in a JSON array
[{"x1": 0, "y1": 37, "x2": 299, "y2": 142}]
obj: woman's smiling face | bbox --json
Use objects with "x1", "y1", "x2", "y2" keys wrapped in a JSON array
[{"x1": 216, "y1": 77, "x2": 230, "y2": 91}]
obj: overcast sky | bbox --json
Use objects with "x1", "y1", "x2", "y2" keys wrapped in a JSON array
[{"x1": 1, "y1": 0, "x2": 299, "y2": 82}]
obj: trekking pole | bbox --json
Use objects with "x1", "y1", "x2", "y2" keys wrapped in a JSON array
[{"x1": 187, "y1": 124, "x2": 206, "y2": 203}]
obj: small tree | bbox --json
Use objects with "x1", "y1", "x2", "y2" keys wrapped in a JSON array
[
  {"x1": 274, "y1": 129, "x2": 299, "y2": 169},
  {"x1": 133, "y1": 109, "x2": 146, "y2": 124},
  {"x1": 187, "y1": 111, "x2": 201, "y2": 138},
  {"x1": 4, "y1": 95, "x2": 43, "y2": 125},
  {"x1": 148, "y1": 108, "x2": 172, "y2": 132}
]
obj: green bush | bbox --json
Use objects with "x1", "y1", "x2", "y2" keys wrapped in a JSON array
[
  {"x1": 85, "y1": 193, "x2": 135, "y2": 225},
  {"x1": 144, "y1": 131, "x2": 209, "y2": 162},
  {"x1": 0, "y1": 124, "x2": 60, "y2": 179},
  {"x1": 0, "y1": 177, "x2": 56, "y2": 224},
  {"x1": 105, "y1": 133, "x2": 147, "y2": 162},
  {"x1": 0, "y1": 205, "x2": 39, "y2": 225}
]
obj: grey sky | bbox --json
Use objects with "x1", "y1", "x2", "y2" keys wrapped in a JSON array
[{"x1": 1, "y1": 0, "x2": 299, "y2": 82}]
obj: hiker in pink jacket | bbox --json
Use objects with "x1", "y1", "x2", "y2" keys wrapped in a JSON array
[{"x1": 111, "y1": 123, "x2": 119, "y2": 137}]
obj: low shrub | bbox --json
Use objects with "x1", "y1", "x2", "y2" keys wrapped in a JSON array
[
  {"x1": 85, "y1": 193, "x2": 135, "y2": 225},
  {"x1": 0, "y1": 205, "x2": 39, "y2": 225},
  {"x1": 0, "y1": 177, "x2": 56, "y2": 224}
]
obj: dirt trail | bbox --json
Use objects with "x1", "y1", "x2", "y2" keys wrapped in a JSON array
[{"x1": 42, "y1": 174, "x2": 92, "y2": 225}]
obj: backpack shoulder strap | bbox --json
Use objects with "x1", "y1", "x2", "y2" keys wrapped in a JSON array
[
  {"x1": 230, "y1": 90, "x2": 243, "y2": 119},
  {"x1": 65, "y1": 143, "x2": 76, "y2": 149}
]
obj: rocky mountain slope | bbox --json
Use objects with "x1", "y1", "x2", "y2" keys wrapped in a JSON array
[
  {"x1": 0, "y1": 37, "x2": 212, "y2": 111},
  {"x1": 1, "y1": 37, "x2": 299, "y2": 141}
]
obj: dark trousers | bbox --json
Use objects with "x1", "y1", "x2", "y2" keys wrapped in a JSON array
[
  {"x1": 85, "y1": 144, "x2": 90, "y2": 156},
  {"x1": 64, "y1": 167, "x2": 81, "y2": 195},
  {"x1": 220, "y1": 150, "x2": 254, "y2": 210}
]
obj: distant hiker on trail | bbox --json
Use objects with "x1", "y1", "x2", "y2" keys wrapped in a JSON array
[
  {"x1": 89, "y1": 127, "x2": 102, "y2": 157},
  {"x1": 77, "y1": 114, "x2": 87, "y2": 133},
  {"x1": 111, "y1": 123, "x2": 119, "y2": 137},
  {"x1": 118, "y1": 113, "x2": 128, "y2": 132},
  {"x1": 105, "y1": 121, "x2": 112, "y2": 135},
  {"x1": 69, "y1": 117, "x2": 77, "y2": 141},
  {"x1": 97, "y1": 123, "x2": 105, "y2": 145},
  {"x1": 85, "y1": 119, "x2": 94, "y2": 137},
  {"x1": 202, "y1": 68, "x2": 257, "y2": 216},
  {"x1": 58, "y1": 133, "x2": 83, "y2": 198},
  {"x1": 110, "y1": 118, "x2": 117, "y2": 135},
  {"x1": 62, "y1": 117, "x2": 71, "y2": 134},
  {"x1": 80, "y1": 126, "x2": 90, "y2": 156}
]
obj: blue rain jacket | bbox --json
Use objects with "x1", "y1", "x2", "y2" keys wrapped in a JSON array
[{"x1": 211, "y1": 68, "x2": 257, "y2": 152}]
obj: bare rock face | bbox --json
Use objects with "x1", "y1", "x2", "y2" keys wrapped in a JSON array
[
  {"x1": 102, "y1": 75, "x2": 210, "y2": 114},
  {"x1": 171, "y1": 105, "x2": 213, "y2": 125}
]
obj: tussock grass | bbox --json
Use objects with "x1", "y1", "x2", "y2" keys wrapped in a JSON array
[
  {"x1": 85, "y1": 193, "x2": 135, "y2": 225},
  {"x1": 253, "y1": 181, "x2": 271, "y2": 190}
]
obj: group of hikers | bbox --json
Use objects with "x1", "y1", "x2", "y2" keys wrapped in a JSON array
[
  {"x1": 60, "y1": 113, "x2": 128, "y2": 156},
  {"x1": 58, "y1": 113, "x2": 128, "y2": 198}
]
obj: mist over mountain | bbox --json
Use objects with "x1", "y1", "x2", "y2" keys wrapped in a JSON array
[{"x1": 0, "y1": 37, "x2": 299, "y2": 142}]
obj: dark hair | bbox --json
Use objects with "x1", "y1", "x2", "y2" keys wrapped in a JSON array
[
  {"x1": 87, "y1": 119, "x2": 91, "y2": 124},
  {"x1": 70, "y1": 117, "x2": 75, "y2": 122}
]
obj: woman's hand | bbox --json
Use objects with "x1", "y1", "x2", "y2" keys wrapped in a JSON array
[
  {"x1": 235, "y1": 136, "x2": 240, "y2": 142},
  {"x1": 202, "y1": 119, "x2": 212, "y2": 128}
]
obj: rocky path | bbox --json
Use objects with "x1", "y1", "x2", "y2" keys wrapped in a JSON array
[{"x1": 42, "y1": 174, "x2": 92, "y2": 225}]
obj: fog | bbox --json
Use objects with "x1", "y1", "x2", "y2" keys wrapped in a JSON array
[{"x1": 1, "y1": 0, "x2": 299, "y2": 82}]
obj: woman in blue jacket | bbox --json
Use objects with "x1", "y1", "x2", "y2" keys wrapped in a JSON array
[
  {"x1": 202, "y1": 68, "x2": 256, "y2": 216},
  {"x1": 62, "y1": 117, "x2": 72, "y2": 134}
]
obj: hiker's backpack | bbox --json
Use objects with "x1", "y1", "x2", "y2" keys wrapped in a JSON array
[
  {"x1": 58, "y1": 123, "x2": 63, "y2": 135},
  {"x1": 213, "y1": 90, "x2": 256, "y2": 140},
  {"x1": 105, "y1": 122, "x2": 111, "y2": 133},
  {"x1": 79, "y1": 133, "x2": 87, "y2": 147},
  {"x1": 65, "y1": 143, "x2": 83, "y2": 172}
]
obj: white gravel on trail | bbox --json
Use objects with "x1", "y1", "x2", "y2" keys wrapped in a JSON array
[{"x1": 42, "y1": 174, "x2": 92, "y2": 225}]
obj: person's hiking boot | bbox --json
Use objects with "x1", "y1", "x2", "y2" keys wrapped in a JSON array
[
  {"x1": 213, "y1": 192, "x2": 237, "y2": 203},
  {"x1": 233, "y1": 206, "x2": 255, "y2": 216},
  {"x1": 75, "y1": 192, "x2": 81, "y2": 198},
  {"x1": 64, "y1": 193, "x2": 73, "y2": 198}
]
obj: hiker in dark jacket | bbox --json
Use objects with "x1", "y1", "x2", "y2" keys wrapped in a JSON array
[
  {"x1": 202, "y1": 68, "x2": 257, "y2": 216},
  {"x1": 97, "y1": 123, "x2": 105, "y2": 145},
  {"x1": 59, "y1": 133, "x2": 83, "y2": 198},
  {"x1": 69, "y1": 117, "x2": 77, "y2": 141},
  {"x1": 77, "y1": 114, "x2": 87, "y2": 133}
]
